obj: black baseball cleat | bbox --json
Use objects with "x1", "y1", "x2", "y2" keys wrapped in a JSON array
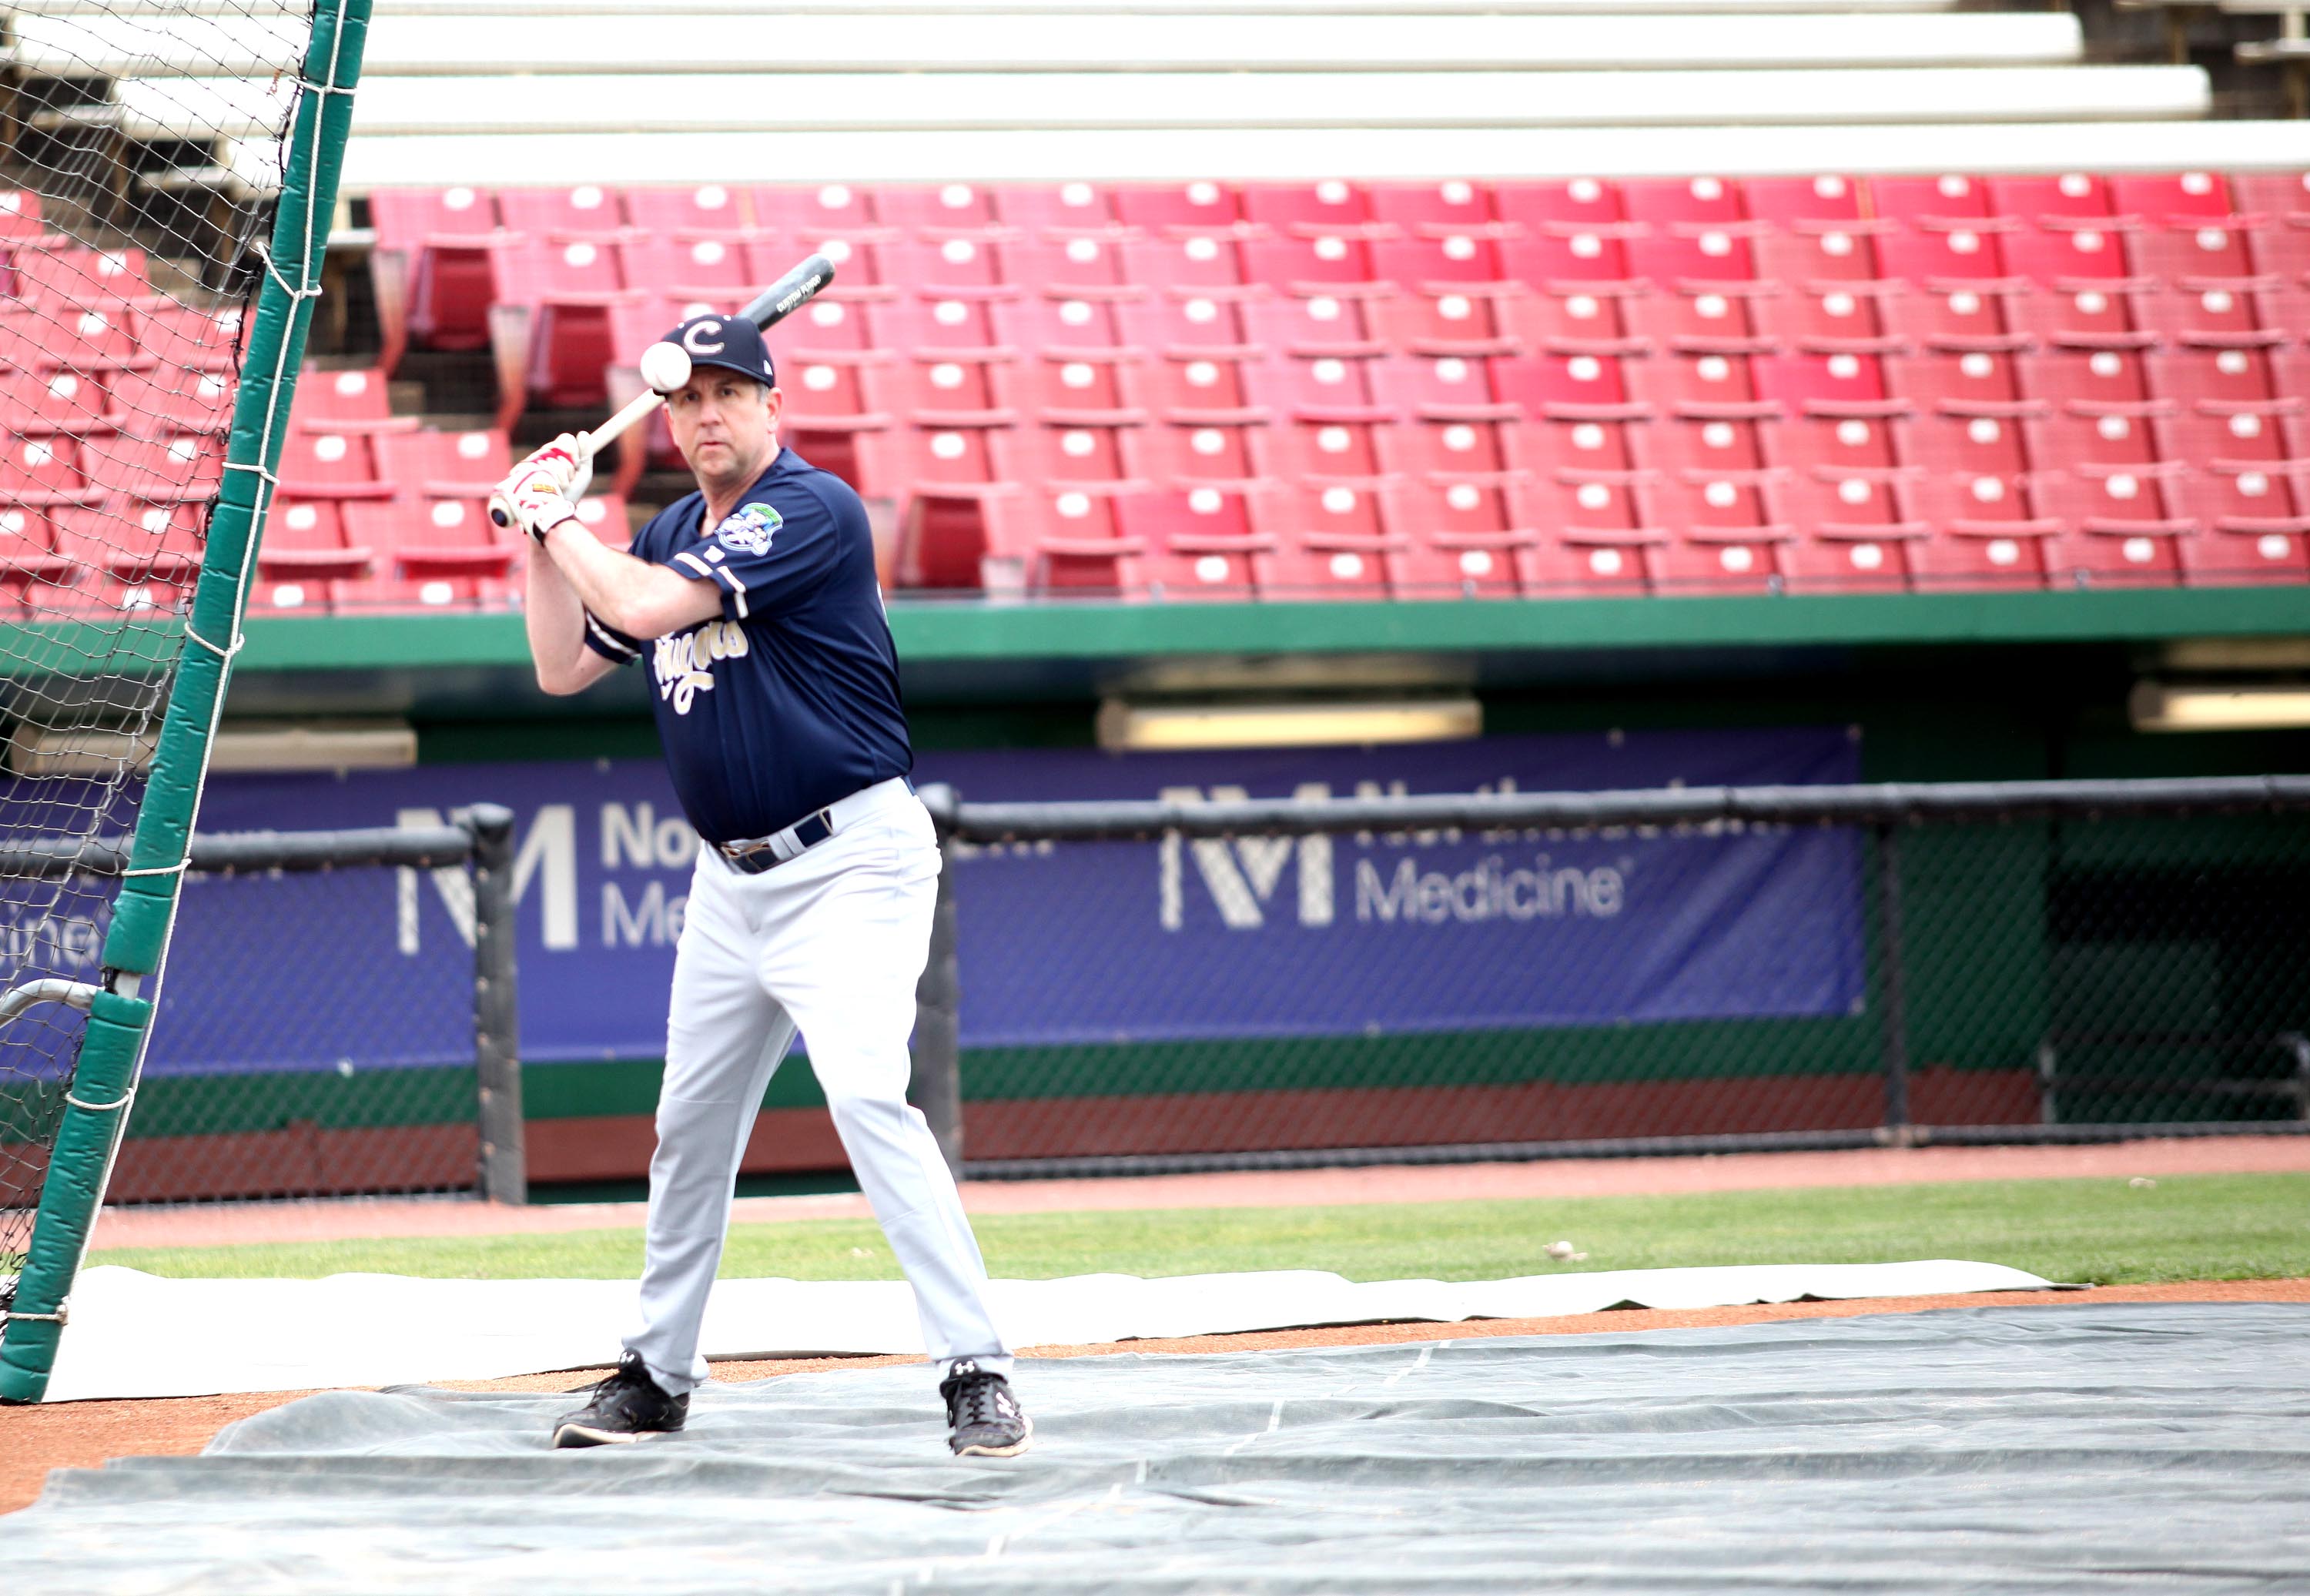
[
  {"x1": 941, "y1": 1359, "x2": 1033, "y2": 1457},
  {"x1": 551, "y1": 1352, "x2": 689, "y2": 1449}
]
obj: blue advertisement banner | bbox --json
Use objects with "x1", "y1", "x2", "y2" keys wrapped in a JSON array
[{"x1": 0, "y1": 727, "x2": 1866, "y2": 1076}]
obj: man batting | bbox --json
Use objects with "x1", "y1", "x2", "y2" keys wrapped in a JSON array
[{"x1": 503, "y1": 310, "x2": 1030, "y2": 1458}]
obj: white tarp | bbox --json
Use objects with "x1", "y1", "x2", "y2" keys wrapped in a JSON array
[{"x1": 41, "y1": 1258, "x2": 2055, "y2": 1400}]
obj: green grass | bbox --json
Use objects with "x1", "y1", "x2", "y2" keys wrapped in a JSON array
[{"x1": 87, "y1": 1173, "x2": 2310, "y2": 1287}]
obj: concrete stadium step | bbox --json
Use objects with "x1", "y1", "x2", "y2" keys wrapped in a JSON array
[
  {"x1": 105, "y1": 66, "x2": 2211, "y2": 144},
  {"x1": 273, "y1": 120, "x2": 2310, "y2": 192},
  {"x1": 6, "y1": 10, "x2": 2088, "y2": 78}
]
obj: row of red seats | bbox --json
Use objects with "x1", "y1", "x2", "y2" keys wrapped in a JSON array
[
  {"x1": 932, "y1": 473, "x2": 2303, "y2": 601},
  {"x1": 0, "y1": 489, "x2": 630, "y2": 618},
  {"x1": 368, "y1": 172, "x2": 2310, "y2": 247}
]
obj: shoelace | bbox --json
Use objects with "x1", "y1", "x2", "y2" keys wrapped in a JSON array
[
  {"x1": 584, "y1": 1356, "x2": 653, "y2": 1407},
  {"x1": 946, "y1": 1372, "x2": 1015, "y2": 1431}
]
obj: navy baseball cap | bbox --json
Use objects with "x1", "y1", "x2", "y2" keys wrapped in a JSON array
[{"x1": 663, "y1": 313, "x2": 776, "y2": 388}]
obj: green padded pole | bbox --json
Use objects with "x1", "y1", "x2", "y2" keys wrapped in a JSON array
[{"x1": 0, "y1": 0, "x2": 373, "y2": 1403}]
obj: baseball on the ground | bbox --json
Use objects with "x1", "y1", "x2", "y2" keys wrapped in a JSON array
[{"x1": 639, "y1": 340, "x2": 693, "y2": 393}]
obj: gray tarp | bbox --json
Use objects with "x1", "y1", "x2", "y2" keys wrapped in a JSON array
[{"x1": 13, "y1": 1303, "x2": 2310, "y2": 1592}]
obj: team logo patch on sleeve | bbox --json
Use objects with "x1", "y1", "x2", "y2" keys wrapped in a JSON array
[{"x1": 716, "y1": 501, "x2": 782, "y2": 555}]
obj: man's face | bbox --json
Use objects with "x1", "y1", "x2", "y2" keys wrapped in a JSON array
[{"x1": 665, "y1": 370, "x2": 781, "y2": 491}]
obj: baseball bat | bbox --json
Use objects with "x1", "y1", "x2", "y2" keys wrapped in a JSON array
[{"x1": 487, "y1": 251, "x2": 838, "y2": 530}]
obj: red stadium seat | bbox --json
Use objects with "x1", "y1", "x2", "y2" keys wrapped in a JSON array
[
  {"x1": 1877, "y1": 279, "x2": 2020, "y2": 353},
  {"x1": 1625, "y1": 352, "x2": 1779, "y2": 420},
  {"x1": 1369, "y1": 179, "x2": 1498, "y2": 235},
  {"x1": 1497, "y1": 229, "x2": 1635, "y2": 289},
  {"x1": 1780, "y1": 531, "x2": 1913, "y2": 594},
  {"x1": 2145, "y1": 347, "x2": 2277, "y2": 408},
  {"x1": 988, "y1": 294, "x2": 1133, "y2": 355},
  {"x1": 860, "y1": 358, "x2": 1015, "y2": 428},
  {"x1": 278, "y1": 430, "x2": 390, "y2": 500},
  {"x1": 0, "y1": 436, "x2": 87, "y2": 504},
  {"x1": 2109, "y1": 172, "x2": 2233, "y2": 224},
  {"x1": 1896, "y1": 415, "x2": 2020, "y2": 479},
  {"x1": 1779, "y1": 472, "x2": 1920, "y2": 540},
  {"x1": 54, "y1": 502, "x2": 203, "y2": 587},
  {"x1": 369, "y1": 186, "x2": 501, "y2": 357},
  {"x1": 877, "y1": 182, "x2": 1001, "y2": 234},
  {"x1": 2131, "y1": 219, "x2": 2258, "y2": 282},
  {"x1": 1491, "y1": 287, "x2": 1642, "y2": 353},
  {"x1": 1003, "y1": 355, "x2": 1146, "y2": 426},
  {"x1": 1369, "y1": 355, "x2": 1520, "y2": 422},
  {"x1": 290, "y1": 367, "x2": 400, "y2": 432},
  {"x1": 1242, "y1": 354, "x2": 1396, "y2": 424},
  {"x1": 0, "y1": 304, "x2": 135, "y2": 373},
  {"x1": 1897, "y1": 351, "x2": 2034, "y2": 416},
  {"x1": 12, "y1": 246, "x2": 148, "y2": 307},
  {"x1": 781, "y1": 294, "x2": 877, "y2": 357},
  {"x1": 1908, "y1": 527, "x2": 2047, "y2": 590},
  {"x1": 1136, "y1": 354, "x2": 1268, "y2": 425},
  {"x1": 2037, "y1": 467, "x2": 2191, "y2": 591},
  {"x1": 1495, "y1": 179, "x2": 1625, "y2": 230},
  {"x1": 621, "y1": 235, "x2": 755, "y2": 300},
  {"x1": 1367, "y1": 289, "x2": 1517, "y2": 356},
  {"x1": 2021, "y1": 407, "x2": 2161, "y2": 470},
  {"x1": 1871, "y1": 175, "x2": 1990, "y2": 223},
  {"x1": 2162, "y1": 407, "x2": 2300, "y2": 468},
  {"x1": 0, "y1": 189, "x2": 46, "y2": 243},
  {"x1": 1387, "y1": 477, "x2": 1535, "y2": 599},
  {"x1": 498, "y1": 184, "x2": 625, "y2": 239},
  {"x1": 871, "y1": 295, "x2": 1008, "y2": 359},
  {"x1": 1753, "y1": 282, "x2": 1893, "y2": 353},
  {"x1": 1871, "y1": 224, "x2": 2008, "y2": 295},
  {"x1": 1379, "y1": 418, "x2": 1518, "y2": 480},
  {"x1": 1111, "y1": 181, "x2": 1241, "y2": 232},
  {"x1": 624, "y1": 183, "x2": 749, "y2": 238},
  {"x1": 1254, "y1": 420, "x2": 1391, "y2": 483},
  {"x1": 752, "y1": 182, "x2": 882, "y2": 236},
  {"x1": 853, "y1": 425, "x2": 1003, "y2": 501},
  {"x1": 1112, "y1": 294, "x2": 1257, "y2": 356},
  {"x1": 1645, "y1": 537, "x2": 1785, "y2": 594},
  {"x1": 981, "y1": 486, "x2": 1140, "y2": 594},
  {"x1": 1238, "y1": 294, "x2": 1384, "y2": 357},
  {"x1": 1986, "y1": 172, "x2": 2114, "y2": 223},
  {"x1": 136, "y1": 305, "x2": 243, "y2": 373},
  {"x1": 2132, "y1": 276, "x2": 2279, "y2": 350},
  {"x1": 1753, "y1": 227, "x2": 1880, "y2": 286},
  {"x1": 879, "y1": 237, "x2": 1010, "y2": 295},
  {"x1": 374, "y1": 427, "x2": 512, "y2": 498},
  {"x1": 1118, "y1": 236, "x2": 1247, "y2": 293},
  {"x1": 1621, "y1": 176, "x2": 1745, "y2": 228},
  {"x1": 1772, "y1": 413, "x2": 1900, "y2": 474},
  {"x1": 1241, "y1": 181, "x2": 1374, "y2": 235},
  {"x1": 4, "y1": 369, "x2": 109, "y2": 436},
  {"x1": 1635, "y1": 417, "x2": 1769, "y2": 475},
  {"x1": 2168, "y1": 473, "x2": 2310, "y2": 586},
  {"x1": 1650, "y1": 473, "x2": 1789, "y2": 542},
  {"x1": 1517, "y1": 416, "x2": 1640, "y2": 473},
  {"x1": 993, "y1": 182, "x2": 1120, "y2": 232},
  {"x1": 1494, "y1": 353, "x2": 1646, "y2": 420},
  {"x1": 1624, "y1": 283, "x2": 1769, "y2": 356},
  {"x1": 1001, "y1": 236, "x2": 1135, "y2": 296},
  {"x1": 341, "y1": 499, "x2": 515, "y2": 611},
  {"x1": 82, "y1": 433, "x2": 220, "y2": 504},
  {"x1": 1241, "y1": 236, "x2": 1384, "y2": 294},
  {"x1": 251, "y1": 497, "x2": 362, "y2": 612},
  {"x1": 1130, "y1": 420, "x2": 1261, "y2": 486},
  {"x1": 1908, "y1": 470, "x2": 2057, "y2": 537},
  {"x1": 1369, "y1": 235, "x2": 1507, "y2": 292},
  {"x1": 999, "y1": 423, "x2": 1139, "y2": 486},
  {"x1": 1510, "y1": 470, "x2": 1658, "y2": 540},
  {"x1": 1523, "y1": 534, "x2": 1652, "y2": 596},
  {"x1": 1742, "y1": 175, "x2": 1863, "y2": 226},
  {"x1": 1112, "y1": 487, "x2": 1267, "y2": 601}
]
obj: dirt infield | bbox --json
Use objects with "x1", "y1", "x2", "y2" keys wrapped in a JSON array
[
  {"x1": 83, "y1": 1134, "x2": 2310, "y2": 1252},
  {"x1": 7, "y1": 1278, "x2": 2307, "y2": 1517}
]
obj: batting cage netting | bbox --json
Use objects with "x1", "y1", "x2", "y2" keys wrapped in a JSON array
[{"x1": 0, "y1": 0, "x2": 373, "y2": 1398}]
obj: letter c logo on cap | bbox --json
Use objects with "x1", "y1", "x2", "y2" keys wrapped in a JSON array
[{"x1": 682, "y1": 319, "x2": 727, "y2": 356}]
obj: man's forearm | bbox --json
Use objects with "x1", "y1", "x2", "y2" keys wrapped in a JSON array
[
  {"x1": 544, "y1": 520, "x2": 722, "y2": 639},
  {"x1": 524, "y1": 542, "x2": 610, "y2": 694}
]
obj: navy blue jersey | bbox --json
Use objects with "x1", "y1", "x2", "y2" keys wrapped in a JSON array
[{"x1": 582, "y1": 448, "x2": 912, "y2": 843}]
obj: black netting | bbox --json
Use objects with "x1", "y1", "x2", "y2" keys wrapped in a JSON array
[{"x1": 2, "y1": 0, "x2": 310, "y2": 1300}]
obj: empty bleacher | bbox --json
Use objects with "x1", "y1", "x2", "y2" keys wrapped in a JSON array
[{"x1": 6, "y1": 0, "x2": 2310, "y2": 610}]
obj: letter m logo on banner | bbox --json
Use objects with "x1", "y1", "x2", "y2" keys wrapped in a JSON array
[{"x1": 1157, "y1": 785, "x2": 1334, "y2": 931}]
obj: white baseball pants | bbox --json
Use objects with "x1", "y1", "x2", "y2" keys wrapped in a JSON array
[{"x1": 624, "y1": 784, "x2": 1010, "y2": 1396}]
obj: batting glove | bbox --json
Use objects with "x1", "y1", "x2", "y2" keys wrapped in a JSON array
[{"x1": 496, "y1": 434, "x2": 593, "y2": 544}]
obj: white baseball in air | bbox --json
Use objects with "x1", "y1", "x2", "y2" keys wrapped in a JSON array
[{"x1": 639, "y1": 341, "x2": 693, "y2": 393}]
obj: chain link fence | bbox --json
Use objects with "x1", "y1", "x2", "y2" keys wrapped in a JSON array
[
  {"x1": 2, "y1": 812, "x2": 520, "y2": 1241},
  {"x1": 911, "y1": 778, "x2": 2310, "y2": 1176}
]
